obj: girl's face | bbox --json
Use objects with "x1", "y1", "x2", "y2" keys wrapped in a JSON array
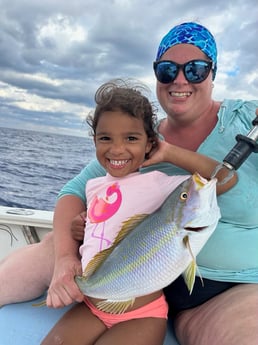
[
  {"x1": 156, "y1": 44, "x2": 214, "y2": 122},
  {"x1": 94, "y1": 110, "x2": 152, "y2": 177}
]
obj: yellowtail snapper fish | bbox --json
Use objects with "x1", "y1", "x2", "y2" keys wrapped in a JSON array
[{"x1": 75, "y1": 173, "x2": 221, "y2": 314}]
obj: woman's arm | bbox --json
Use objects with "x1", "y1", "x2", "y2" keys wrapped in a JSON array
[{"x1": 46, "y1": 195, "x2": 86, "y2": 308}]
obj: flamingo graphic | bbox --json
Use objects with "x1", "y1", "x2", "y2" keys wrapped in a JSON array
[{"x1": 88, "y1": 182, "x2": 122, "y2": 251}]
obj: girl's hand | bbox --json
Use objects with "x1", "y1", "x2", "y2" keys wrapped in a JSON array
[{"x1": 141, "y1": 140, "x2": 171, "y2": 167}]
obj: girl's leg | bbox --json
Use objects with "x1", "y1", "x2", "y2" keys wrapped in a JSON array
[
  {"x1": 95, "y1": 317, "x2": 167, "y2": 345},
  {"x1": 0, "y1": 232, "x2": 54, "y2": 305},
  {"x1": 41, "y1": 302, "x2": 107, "y2": 345}
]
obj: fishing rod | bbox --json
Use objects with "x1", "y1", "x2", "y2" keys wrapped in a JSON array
[{"x1": 212, "y1": 115, "x2": 258, "y2": 184}]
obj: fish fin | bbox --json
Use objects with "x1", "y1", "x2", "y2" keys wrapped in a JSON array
[
  {"x1": 83, "y1": 213, "x2": 148, "y2": 278},
  {"x1": 83, "y1": 246, "x2": 114, "y2": 278},
  {"x1": 183, "y1": 261, "x2": 197, "y2": 295},
  {"x1": 32, "y1": 299, "x2": 47, "y2": 307},
  {"x1": 183, "y1": 235, "x2": 204, "y2": 293},
  {"x1": 197, "y1": 270, "x2": 204, "y2": 288},
  {"x1": 115, "y1": 213, "x2": 149, "y2": 243},
  {"x1": 183, "y1": 235, "x2": 197, "y2": 294},
  {"x1": 96, "y1": 298, "x2": 135, "y2": 314}
]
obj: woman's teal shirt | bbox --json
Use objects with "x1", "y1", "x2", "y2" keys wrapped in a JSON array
[{"x1": 58, "y1": 99, "x2": 258, "y2": 283}]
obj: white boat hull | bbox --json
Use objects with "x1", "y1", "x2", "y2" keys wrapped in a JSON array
[{"x1": 0, "y1": 206, "x2": 53, "y2": 261}]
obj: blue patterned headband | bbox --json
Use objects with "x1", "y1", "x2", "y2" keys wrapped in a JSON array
[{"x1": 156, "y1": 22, "x2": 217, "y2": 80}]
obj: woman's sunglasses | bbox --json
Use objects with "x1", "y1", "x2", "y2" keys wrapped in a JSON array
[{"x1": 153, "y1": 59, "x2": 214, "y2": 84}]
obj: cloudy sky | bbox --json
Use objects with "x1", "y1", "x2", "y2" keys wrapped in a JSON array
[{"x1": 0, "y1": 0, "x2": 257, "y2": 137}]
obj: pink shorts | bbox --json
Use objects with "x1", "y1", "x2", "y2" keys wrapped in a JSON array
[{"x1": 84, "y1": 294, "x2": 168, "y2": 328}]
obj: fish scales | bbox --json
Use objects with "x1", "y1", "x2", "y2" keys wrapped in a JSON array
[{"x1": 75, "y1": 173, "x2": 221, "y2": 306}]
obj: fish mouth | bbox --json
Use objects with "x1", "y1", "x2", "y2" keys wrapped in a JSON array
[{"x1": 184, "y1": 226, "x2": 207, "y2": 232}]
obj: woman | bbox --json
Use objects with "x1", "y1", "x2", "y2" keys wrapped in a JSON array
[
  {"x1": 1, "y1": 22, "x2": 258, "y2": 345},
  {"x1": 47, "y1": 22, "x2": 258, "y2": 345}
]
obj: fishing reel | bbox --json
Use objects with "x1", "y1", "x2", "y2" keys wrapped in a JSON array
[{"x1": 212, "y1": 115, "x2": 258, "y2": 184}]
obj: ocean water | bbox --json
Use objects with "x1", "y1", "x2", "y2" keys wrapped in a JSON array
[{"x1": 0, "y1": 127, "x2": 96, "y2": 211}]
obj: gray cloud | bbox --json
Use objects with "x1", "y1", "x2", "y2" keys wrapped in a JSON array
[{"x1": 0, "y1": 0, "x2": 257, "y2": 135}]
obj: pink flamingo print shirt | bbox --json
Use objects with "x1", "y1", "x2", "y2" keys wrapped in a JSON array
[{"x1": 79, "y1": 171, "x2": 189, "y2": 271}]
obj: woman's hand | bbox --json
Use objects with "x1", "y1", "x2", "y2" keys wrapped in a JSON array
[
  {"x1": 46, "y1": 254, "x2": 84, "y2": 308},
  {"x1": 46, "y1": 212, "x2": 87, "y2": 307},
  {"x1": 71, "y1": 211, "x2": 86, "y2": 242}
]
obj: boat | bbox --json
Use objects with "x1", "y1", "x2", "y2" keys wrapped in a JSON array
[
  {"x1": 0, "y1": 206, "x2": 179, "y2": 345},
  {"x1": 0, "y1": 206, "x2": 53, "y2": 261}
]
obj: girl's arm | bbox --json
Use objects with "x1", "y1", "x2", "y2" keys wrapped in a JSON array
[{"x1": 141, "y1": 140, "x2": 237, "y2": 195}]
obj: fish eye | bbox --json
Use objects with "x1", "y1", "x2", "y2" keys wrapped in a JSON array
[{"x1": 180, "y1": 192, "x2": 188, "y2": 201}]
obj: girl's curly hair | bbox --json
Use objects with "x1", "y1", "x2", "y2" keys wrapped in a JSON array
[{"x1": 87, "y1": 78, "x2": 158, "y2": 151}]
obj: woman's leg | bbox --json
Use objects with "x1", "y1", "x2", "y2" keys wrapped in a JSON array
[
  {"x1": 41, "y1": 302, "x2": 107, "y2": 345},
  {"x1": 174, "y1": 283, "x2": 258, "y2": 345},
  {"x1": 0, "y1": 232, "x2": 55, "y2": 305}
]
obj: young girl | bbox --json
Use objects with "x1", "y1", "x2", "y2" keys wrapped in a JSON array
[{"x1": 41, "y1": 79, "x2": 237, "y2": 345}]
